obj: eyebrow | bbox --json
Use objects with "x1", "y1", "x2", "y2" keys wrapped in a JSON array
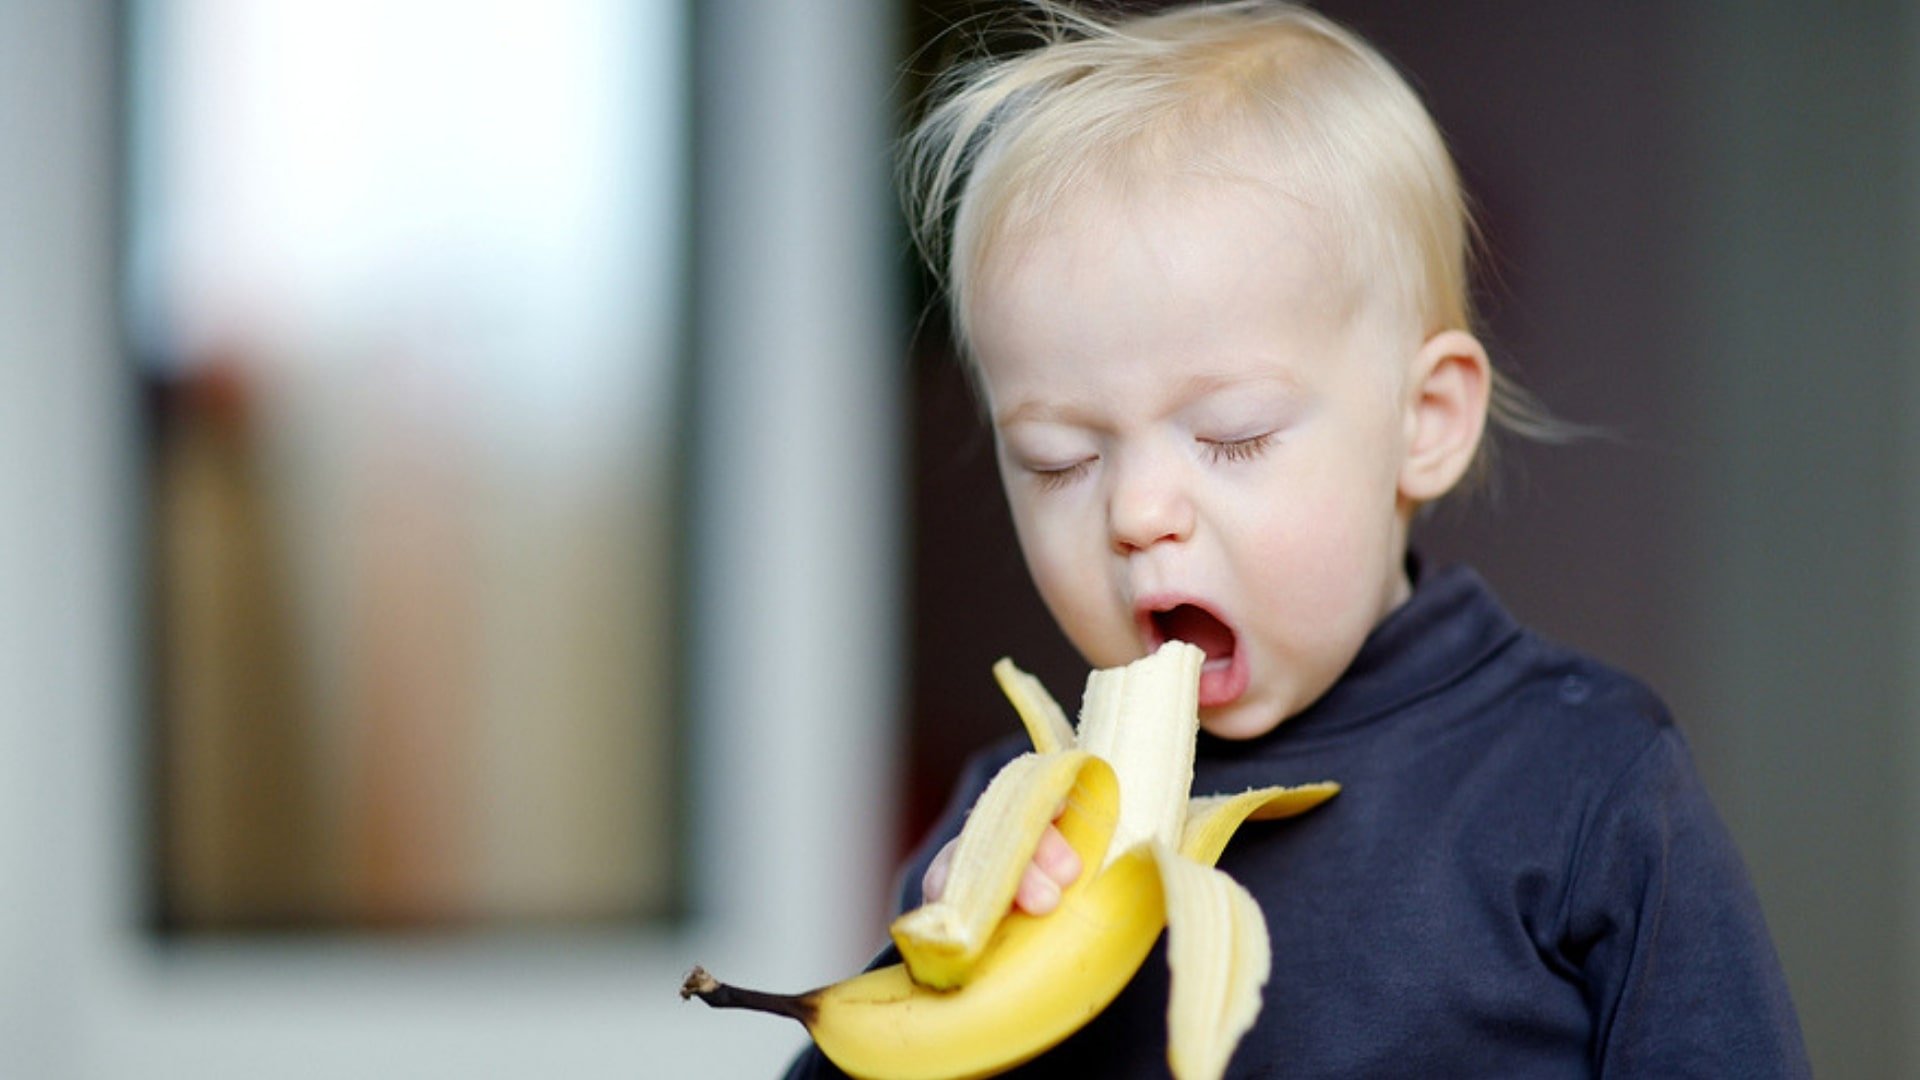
[
  {"x1": 993, "y1": 398, "x2": 1095, "y2": 429},
  {"x1": 1175, "y1": 368, "x2": 1308, "y2": 403},
  {"x1": 991, "y1": 368, "x2": 1307, "y2": 429}
]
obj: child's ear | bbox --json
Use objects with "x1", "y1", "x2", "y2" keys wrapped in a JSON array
[{"x1": 1398, "y1": 329, "x2": 1491, "y2": 504}]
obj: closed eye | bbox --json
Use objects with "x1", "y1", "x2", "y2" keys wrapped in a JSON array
[
  {"x1": 1030, "y1": 458, "x2": 1096, "y2": 491},
  {"x1": 1200, "y1": 432, "x2": 1275, "y2": 465}
]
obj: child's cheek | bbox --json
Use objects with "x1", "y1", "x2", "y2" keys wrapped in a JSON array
[
  {"x1": 1021, "y1": 522, "x2": 1133, "y2": 666},
  {"x1": 1245, "y1": 491, "x2": 1380, "y2": 599}
]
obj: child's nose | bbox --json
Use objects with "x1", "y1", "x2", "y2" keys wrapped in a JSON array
[{"x1": 1107, "y1": 455, "x2": 1195, "y2": 554}]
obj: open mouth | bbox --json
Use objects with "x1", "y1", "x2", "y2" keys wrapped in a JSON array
[
  {"x1": 1146, "y1": 602, "x2": 1248, "y2": 709},
  {"x1": 1150, "y1": 604, "x2": 1237, "y2": 666}
]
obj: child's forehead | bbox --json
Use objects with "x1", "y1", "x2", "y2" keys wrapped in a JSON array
[
  {"x1": 972, "y1": 167, "x2": 1352, "y2": 316},
  {"x1": 962, "y1": 175, "x2": 1409, "y2": 408}
]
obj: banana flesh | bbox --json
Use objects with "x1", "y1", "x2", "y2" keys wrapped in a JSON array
[
  {"x1": 1156, "y1": 839, "x2": 1271, "y2": 1080},
  {"x1": 890, "y1": 748, "x2": 1100, "y2": 989},
  {"x1": 1073, "y1": 644, "x2": 1204, "y2": 868},
  {"x1": 683, "y1": 642, "x2": 1340, "y2": 1080}
]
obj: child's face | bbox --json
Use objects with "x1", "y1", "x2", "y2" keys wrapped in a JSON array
[{"x1": 968, "y1": 179, "x2": 1422, "y2": 739}]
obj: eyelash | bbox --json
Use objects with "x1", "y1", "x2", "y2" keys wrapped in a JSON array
[
  {"x1": 1030, "y1": 460, "x2": 1094, "y2": 491},
  {"x1": 1201, "y1": 432, "x2": 1275, "y2": 464},
  {"x1": 1027, "y1": 433, "x2": 1274, "y2": 490}
]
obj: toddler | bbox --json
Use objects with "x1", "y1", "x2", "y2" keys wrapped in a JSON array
[{"x1": 790, "y1": 2, "x2": 1808, "y2": 1075}]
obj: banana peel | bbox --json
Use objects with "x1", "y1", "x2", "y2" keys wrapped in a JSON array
[{"x1": 683, "y1": 642, "x2": 1339, "y2": 1080}]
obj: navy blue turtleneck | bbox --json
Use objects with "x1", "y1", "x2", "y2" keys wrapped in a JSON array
[{"x1": 786, "y1": 564, "x2": 1809, "y2": 1078}]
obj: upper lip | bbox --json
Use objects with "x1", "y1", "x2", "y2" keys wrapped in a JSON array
[{"x1": 1133, "y1": 592, "x2": 1232, "y2": 649}]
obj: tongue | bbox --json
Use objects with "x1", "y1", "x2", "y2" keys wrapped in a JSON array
[{"x1": 1156, "y1": 605, "x2": 1235, "y2": 663}]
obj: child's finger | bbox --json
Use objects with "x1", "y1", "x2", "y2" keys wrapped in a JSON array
[
  {"x1": 921, "y1": 838, "x2": 956, "y2": 902},
  {"x1": 924, "y1": 823, "x2": 1079, "y2": 912},
  {"x1": 1013, "y1": 860, "x2": 1064, "y2": 915},
  {"x1": 1013, "y1": 825, "x2": 1081, "y2": 915},
  {"x1": 1032, "y1": 823, "x2": 1082, "y2": 891}
]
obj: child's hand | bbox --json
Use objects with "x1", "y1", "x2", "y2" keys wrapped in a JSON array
[{"x1": 921, "y1": 823, "x2": 1083, "y2": 915}]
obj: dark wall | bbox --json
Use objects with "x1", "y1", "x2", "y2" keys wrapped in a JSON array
[{"x1": 900, "y1": 8, "x2": 1917, "y2": 1072}]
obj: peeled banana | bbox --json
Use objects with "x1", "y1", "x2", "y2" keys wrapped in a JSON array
[{"x1": 682, "y1": 642, "x2": 1339, "y2": 1080}]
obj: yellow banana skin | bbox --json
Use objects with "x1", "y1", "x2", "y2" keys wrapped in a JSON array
[
  {"x1": 889, "y1": 749, "x2": 1097, "y2": 989},
  {"x1": 680, "y1": 766, "x2": 1338, "y2": 1079},
  {"x1": 684, "y1": 757, "x2": 1169, "y2": 1080},
  {"x1": 804, "y1": 844, "x2": 1165, "y2": 1080},
  {"x1": 682, "y1": 648, "x2": 1341, "y2": 1079},
  {"x1": 1180, "y1": 782, "x2": 1341, "y2": 868}
]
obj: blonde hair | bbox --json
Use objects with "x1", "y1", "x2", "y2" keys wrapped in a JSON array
[{"x1": 900, "y1": 0, "x2": 1557, "y2": 457}]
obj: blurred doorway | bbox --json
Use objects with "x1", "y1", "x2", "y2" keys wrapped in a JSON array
[{"x1": 126, "y1": 0, "x2": 688, "y2": 932}]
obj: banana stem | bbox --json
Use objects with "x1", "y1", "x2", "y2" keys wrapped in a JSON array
[{"x1": 680, "y1": 966, "x2": 817, "y2": 1026}]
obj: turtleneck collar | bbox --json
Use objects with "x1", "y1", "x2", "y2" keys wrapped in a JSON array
[{"x1": 1198, "y1": 560, "x2": 1522, "y2": 759}]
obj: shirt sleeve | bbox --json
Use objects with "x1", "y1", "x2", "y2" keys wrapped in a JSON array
[{"x1": 1563, "y1": 726, "x2": 1811, "y2": 1078}]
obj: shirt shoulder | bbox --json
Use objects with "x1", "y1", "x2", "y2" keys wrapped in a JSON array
[{"x1": 1471, "y1": 627, "x2": 1686, "y2": 789}]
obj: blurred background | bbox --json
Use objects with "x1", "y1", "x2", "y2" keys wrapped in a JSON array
[{"x1": 1, "y1": 0, "x2": 1914, "y2": 1076}]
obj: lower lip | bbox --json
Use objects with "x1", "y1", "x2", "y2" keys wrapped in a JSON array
[{"x1": 1196, "y1": 652, "x2": 1248, "y2": 708}]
